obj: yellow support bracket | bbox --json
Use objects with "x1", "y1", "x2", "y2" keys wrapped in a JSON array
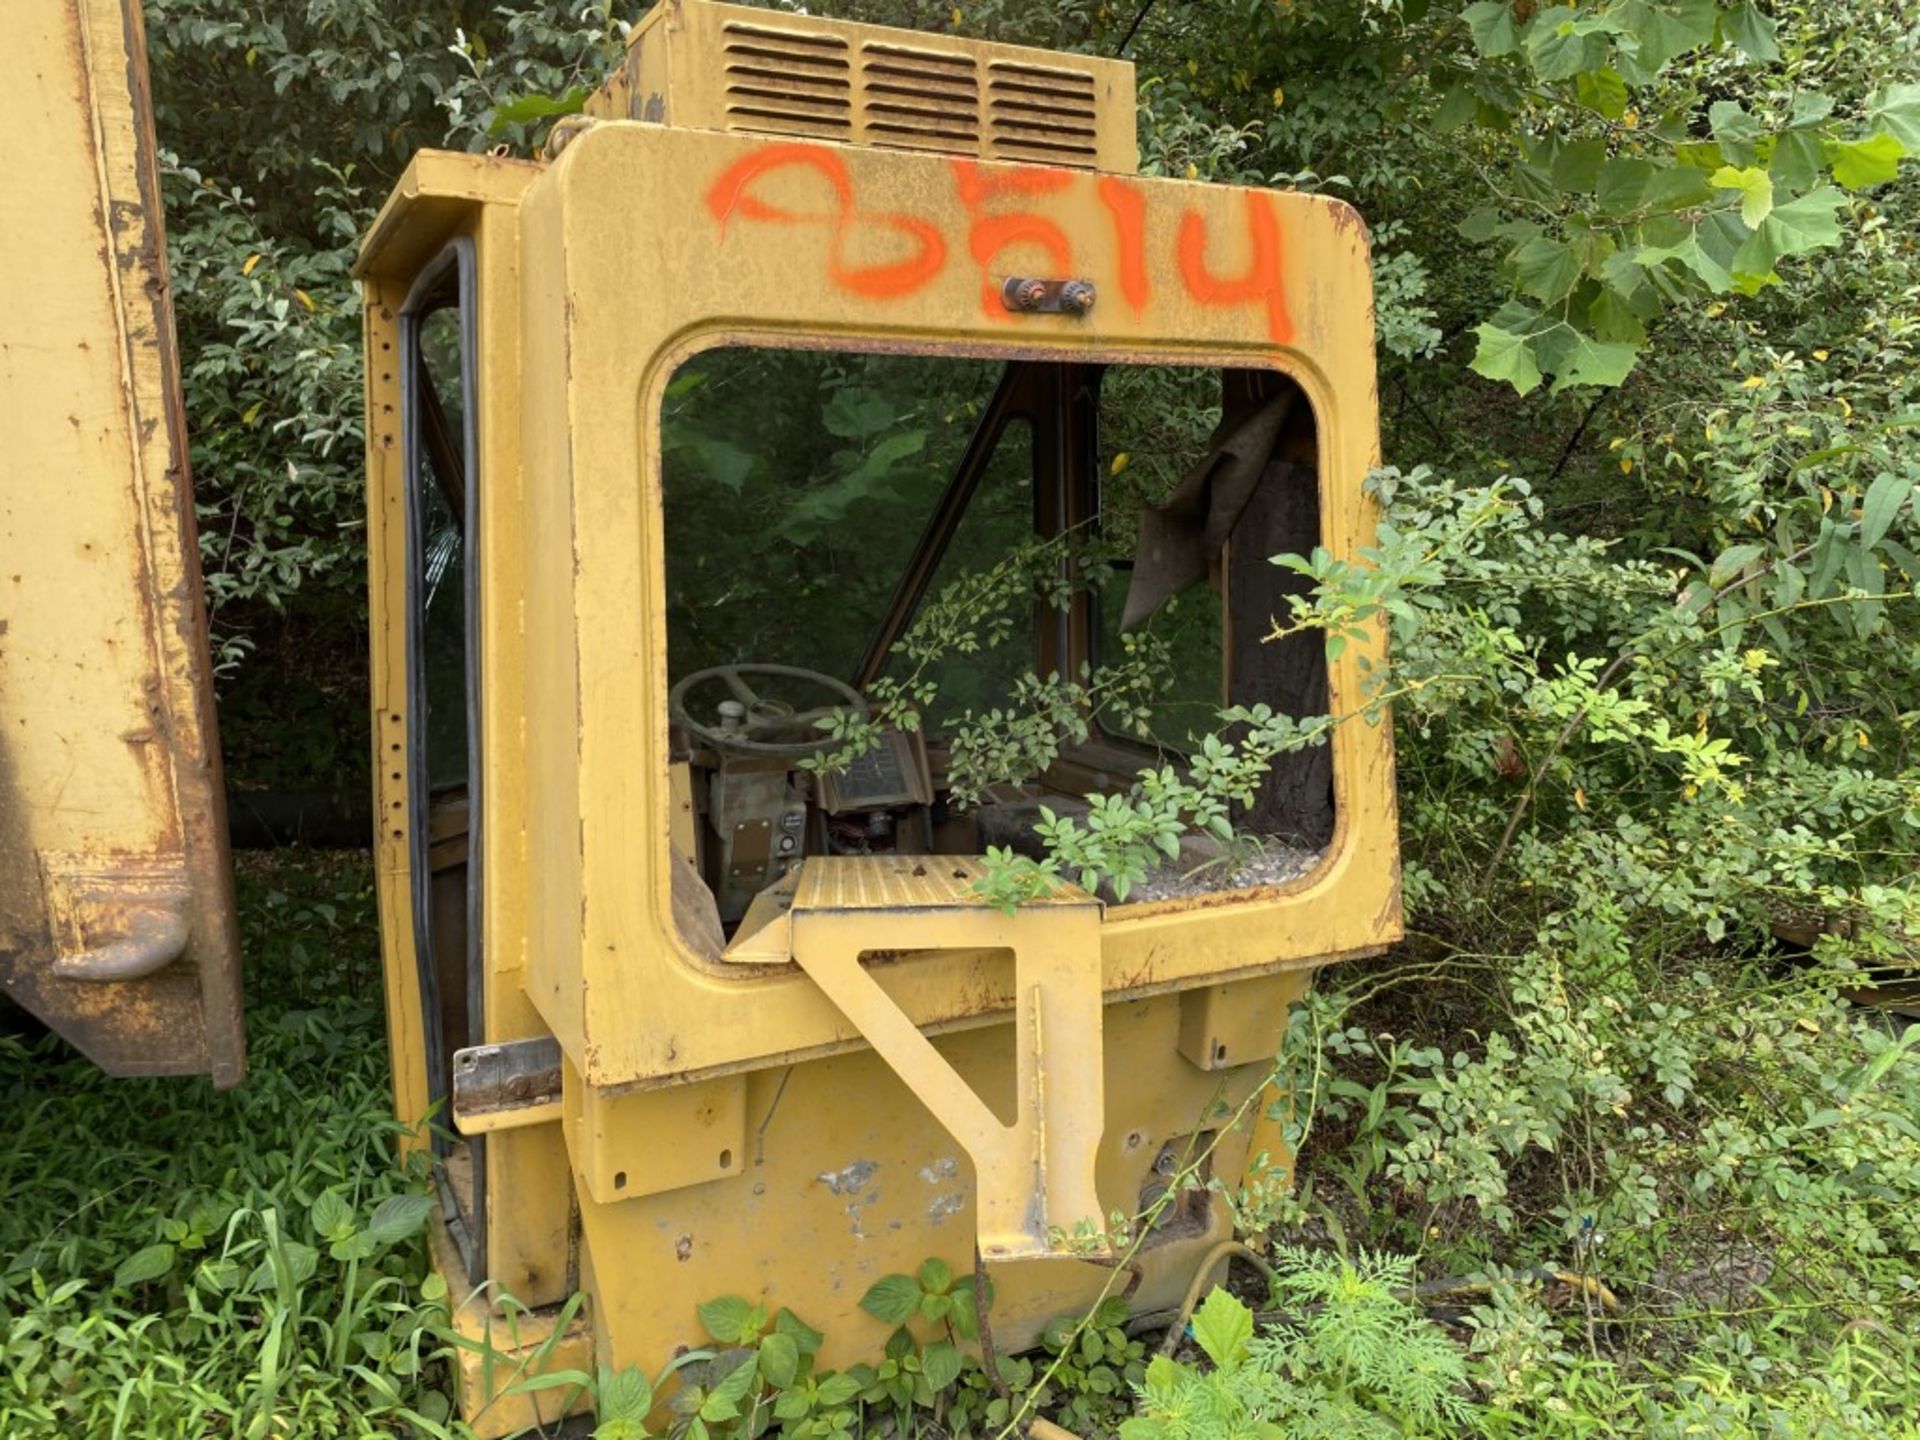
[{"x1": 738, "y1": 857, "x2": 1108, "y2": 1260}]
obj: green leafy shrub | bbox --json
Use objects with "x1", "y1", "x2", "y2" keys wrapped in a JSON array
[
  {"x1": 1125, "y1": 1259, "x2": 1468, "y2": 1440},
  {"x1": 0, "y1": 853, "x2": 457, "y2": 1438}
]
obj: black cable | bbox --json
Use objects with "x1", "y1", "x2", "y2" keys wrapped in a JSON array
[{"x1": 1114, "y1": 0, "x2": 1160, "y2": 55}]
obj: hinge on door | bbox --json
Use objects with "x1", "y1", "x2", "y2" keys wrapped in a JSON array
[{"x1": 452, "y1": 1036, "x2": 565, "y2": 1134}]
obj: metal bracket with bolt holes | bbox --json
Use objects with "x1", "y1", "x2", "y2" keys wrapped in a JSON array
[{"x1": 452, "y1": 1035, "x2": 565, "y2": 1135}]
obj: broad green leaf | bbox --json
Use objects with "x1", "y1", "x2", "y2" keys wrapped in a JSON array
[
  {"x1": 757, "y1": 1331, "x2": 799, "y2": 1389},
  {"x1": 948, "y1": 1277, "x2": 984, "y2": 1340},
  {"x1": 1525, "y1": 16, "x2": 1613, "y2": 83},
  {"x1": 683, "y1": 436, "x2": 753, "y2": 492},
  {"x1": 859, "y1": 1274, "x2": 922, "y2": 1325},
  {"x1": 1828, "y1": 133, "x2": 1905, "y2": 191},
  {"x1": 1551, "y1": 137, "x2": 1608, "y2": 191},
  {"x1": 1458, "y1": 206, "x2": 1503, "y2": 242},
  {"x1": 1595, "y1": 156, "x2": 1656, "y2": 213},
  {"x1": 1708, "y1": 101, "x2": 1762, "y2": 144},
  {"x1": 1616, "y1": 0, "x2": 1716, "y2": 76},
  {"x1": 1539, "y1": 328, "x2": 1640, "y2": 391},
  {"x1": 1511, "y1": 235, "x2": 1583, "y2": 303},
  {"x1": 1143, "y1": 1353, "x2": 1182, "y2": 1398},
  {"x1": 1575, "y1": 68, "x2": 1628, "y2": 120},
  {"x1": 1861, "y1": 473, "x2": 1914, "y2": 550},
  {"x1": 1462, "y1": 0, "x2": 1522, "y2": 56},
  {"x1": 845, "y1": 429, "x2": 927, "y2": 485},
  {"x1": 1435, "y1": 81, "x2": 1480, "y2": 130},
  {"x1": 1588, "y1": 285, "x2": 1649, "y2": 344},
  {"x1": 599, "y1": 1365, "x2": 654, "y2": 1421},
  {"x1": 1853, "y1": 1026, "x2": 1920, "y2": 1097},
  {"x1": 1710, "y1": 165, "x2": 1773, "y2": 228},
  {"x1": 1471, "y1": 319, "x2": 1543, "y2": 395},
  {"x1": 1675, "y1": 139, "x2": 1727, "y2": 170},
  {"x1": 1645, "y1": 165, "x2": 1714, "y2": 211},
  {"x1": 821, "y1": 390, "x2": 893, "y2": 439},
  {"x1": 1731, "y1": 187, "x2": 1844, "y2": 288},
  {"x1": 920, "y1": 1339, "x2": 964, "y2": 1391},
  {"x1": 365, "y1": 1193, "x2": 432, "y2": 1245},
  {"x1": 1512, "y1": 155, "x2": 1559, "y2": 205},
  {"x1": 700, "y1": 1353, "x2": 759, "y2": 1422},
  {"x1": 328, "y1": 1232, "x2": 378, "y2": 1263},
  {"x1": 487, "y1": 86, "x2": 588, "y2": 136},
  {"x1": 774, "y1": 1307, "x2": 824, "y2": 1356},
  {"x1": 916, "y1": 1257, "x2": 952, "y2": 1294},
  {"x1": 1811, "y1": 517, "x2": 1847, "y2": 596},
  {"x1": 698, "y1": 1296, "x2": 760, "y2": 1345},
  {"x1": 1709, "y1": 543, "x2": 1765, "y2": 587},
  {"x1": 1190, "y1": 1288, "x2": 1254, "y2": 1370},
  {"x1": 309, "y1": 1189, "x2": 354, "y2": 1243},
  {"x1": 115, "y1": 1243, "x2": 176, "y2": 1289},
  {"x1": 1868, "y1": 82, "x2": 1920, "y2": 150},
  {"x1": 1721, "y1": 0, "x2": 1779, "y2": 62},
  {"x1": 815, "y1": 1373, "x2": 862, "y2": 1406},
  {"x1": 1769, "y1": 130, "x2": 1825, "y2": 190},
  {"x1": 1845, "y1": 545, "x2": 1885, "y2": 634},
  {"x1": 246, "y1": 1241, "x2": 317, "y2": 1295},
  {"x1": 1787, "y1": 92, "x2": 1837, "y2": 130}
]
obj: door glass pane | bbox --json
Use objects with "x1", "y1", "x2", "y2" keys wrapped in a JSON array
[
  {"x1": 416, "y1": 307, "x2": 468, "y2": 793},
  {"x1": 404, "y1": 263, "x2": 484, "y2": 1280}
]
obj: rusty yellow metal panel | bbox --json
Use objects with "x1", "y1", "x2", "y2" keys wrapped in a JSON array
[
  {"x1": 361, "y1": 161, "x2": 574, "y2": 1308},
  {"x1": 570, "y1": 980, "x2": 1311, "y2": 1375},
  {"x1": 1, "y1": 0, "x2": 243, "y2": 1083},
  {"x1": 428, "y1": 1214, "x2": 594, "y2": 1439},
  {"x1": 517, "y1": 120, "x2": 1396, "y2": 1093},
  {"x1": 358, "y1": 0, "x2": 1396, "y2": 1403},
  {"x1": 585, "y1": 0, "x2": 1138, "y2": 175}
]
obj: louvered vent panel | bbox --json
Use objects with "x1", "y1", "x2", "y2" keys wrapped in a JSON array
[
  {"x1": 721, "y1": 21, "x2": 853, "y2": 140},
  {"x1": 986, "y1": 60, "x2": 1099, "y2": 164},
  {"x1": 858, "y1": 42, "x2": 979, "y2": 154}
]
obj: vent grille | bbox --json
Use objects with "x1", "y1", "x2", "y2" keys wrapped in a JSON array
[
  {"x1": 859, "y1": 42, "x2": 978, "y2": 154},
  {"x1": 717, "y1": 20, "x2": 1105, "y2": 168},
  {"x1": 721, "y1": 21, "x2": 853, "y2": 140},
  {"x1": 986, "y1": 60, "x2": 1098, "y2": 163}
]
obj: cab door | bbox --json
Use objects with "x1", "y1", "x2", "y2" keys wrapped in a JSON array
[{"x1": 0, "y1": 0, "x2": 245, "y2": 1085}]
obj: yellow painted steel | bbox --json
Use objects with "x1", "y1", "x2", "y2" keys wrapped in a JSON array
[
  {"x1": 348, "y1": 0, "x2": 1399, "y2": 1416},
  {"x1": 582, "y1": 0, "x2": 1139, "y2": 175},
  {"x1": 1, "y1": 0, "x2": 243, "y2": 1083},
  {"x1": 778, "y1": 857, "x2": 1107, "y2": 1261},
  {"x1": 429, "y1": 1216, "x2": 595, "y2": 1436},
  {"x1": 6, "y1": 1, "x2": 1398, "y2": 1426}
]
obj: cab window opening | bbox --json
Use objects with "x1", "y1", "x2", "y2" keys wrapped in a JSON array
[{"x1": 660, "y1": 345, "x2": 1335, "y2": 946}]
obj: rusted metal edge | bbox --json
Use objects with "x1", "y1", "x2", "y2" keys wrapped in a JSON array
[
  {"x1": 452, "y1": 1035, "x2": 565, "y2": 1134},
  {"x1": 51, "y1": 895, "x2": 189, "y2": 982},
  {"x1": 354, "y1": 152, "x2": 542, "y2": 281}
]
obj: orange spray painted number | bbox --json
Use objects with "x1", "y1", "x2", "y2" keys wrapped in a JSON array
[
  {"x1": 705, "y1": 143, "x2": 946, "y2": 299},
  {"x1": 704, "y1": 142, "x2": 1298, "y2": 342}
]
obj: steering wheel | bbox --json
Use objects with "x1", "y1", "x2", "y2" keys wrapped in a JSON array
[{"x1": 669, "y1": 663, "x2": 870, "y2": 760}]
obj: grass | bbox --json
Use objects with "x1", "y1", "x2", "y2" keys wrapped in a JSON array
[
  {"x1": 7, "y1": 849, "x2": 1920, "y2": 1440},
  {"x1": 0, "y1": 850, "x2": 458, "y2": 1439}
]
